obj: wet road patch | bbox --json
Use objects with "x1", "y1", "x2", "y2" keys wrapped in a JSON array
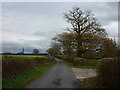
[{"x1": 52, "y1": 78, "x2": 61, "y2": 86}]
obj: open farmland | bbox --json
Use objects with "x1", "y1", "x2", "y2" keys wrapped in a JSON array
[
  {"x1": 56, "y1": 56, "x2": 99, "y2": 69},
  {"x1": 1, "y1": 55, "x2": 47, "y2": 58}
]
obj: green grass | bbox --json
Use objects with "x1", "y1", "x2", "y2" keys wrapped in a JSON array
[
  {"x1": 65, "y1": 62, "x2": 74, "y2": 67},
  {"x1": 57, "y1": 55, "x2": 66, "y2": 57},
  {"x1": 1, "y1": 55, "x2": 47, "y2": 58},
  {"x1": 74, "y1": 66, "x2": 96, "y2": 69},
  {"x1": 81, "y1": 77, "x2": 97, "y2": 88},
  {"x1": 2, "y1": 62, "x2": 55, "y2": 88},
  {"x1": 0, "y1": 55, "x2": 2, "y2": 58},
  {"x1": 81, "y1": 77, "x2": 107, "y2": 88},
  {"x1": 68, "y1": 62, "x2": 96, "y2": 69},
  {"x1": 64, "y1": 59, "x2": 98, "y2": 69},
  {"x1": 87, "y1": 59, "x2": 99, "y2": 65}
]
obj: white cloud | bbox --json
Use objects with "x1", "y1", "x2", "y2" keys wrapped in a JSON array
[
  {"x1": 1, "y1": 0, "x2": 119, "y2": 2},
  {"x1": 103, "y1": 21, "x2": 118, "y2": 42}
]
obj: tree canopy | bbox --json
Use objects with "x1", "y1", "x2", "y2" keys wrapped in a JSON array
[
  {"x1": 47, "y1": 6, "x2": 117, "y2": 58},
  {"x1": 64, "y1": 6, "x2": 107, "y2": 57}
]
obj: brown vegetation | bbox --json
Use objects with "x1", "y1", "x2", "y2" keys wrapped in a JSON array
[
  {"x1": 96, "y1": 57, "x2": 120, "y2": 88},
  {"x1": 2, "y1": 57, "x2": 54, "y2": 78},
  {"x1": 64, "y1": 6, "x2": 107, "y2": 57}
]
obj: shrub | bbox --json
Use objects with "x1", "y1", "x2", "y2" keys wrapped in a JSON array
[
  {"x1": 73, "y1": 58, "x2": 87, "y2": 66},
  {"x1": 63, "y1": 57, "x2": 74, "y2": 63},
  {"x1": 97, "y1": 57, "x2": 120, "y2": 88},
  {"x1": 2, "y1": 57, "x2": 53, "y2": 78},
  {"x1": 55, "y1": 56, "x2": 63, "y2": 59},
  {"x1": 86, "y1": 59, "x2": 99, "y2": 66},
  {"x1": 35, "y1": 57, "x2": 52, "y2": 64}
]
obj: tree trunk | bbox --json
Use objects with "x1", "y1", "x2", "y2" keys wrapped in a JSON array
[
  {"x1": 77, "y1": 49, "x2": 82, "y2": 57},
  {"x1": 77, "y1": 33, "x2": 82, "y2": 57}
]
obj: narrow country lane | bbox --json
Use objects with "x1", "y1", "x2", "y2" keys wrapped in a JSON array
[{"x1": 24, "y1": 58, "x2": 79, "y2": 88}]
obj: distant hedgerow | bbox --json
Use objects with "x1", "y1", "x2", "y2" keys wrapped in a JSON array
[{"x1": 2, "y1": 57, "x2": 53, "y2": 78}]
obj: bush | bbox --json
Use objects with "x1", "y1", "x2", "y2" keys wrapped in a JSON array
[
  {"x1": 73, "y1": 58, "x2": 87, "y2": 66},
  {"x1": 35, "y1": 57, "x2": 53, "y2": 64},
  {"x1": 55, "y1": 56, "x2": 64, "y2": 59},
  {"x1": 97, "y1": 57, "x2": 120, "y2": 88},
  {"x1": 63, "y1": 57, "x2": 74, "y2": 63},
  {"x1": 2, "y1": 57, "x2": 52, "y2": 78}
]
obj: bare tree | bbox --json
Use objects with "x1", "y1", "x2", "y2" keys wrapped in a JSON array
[
  {"x1": 22, "y1": 48, "x2": 24, "y2": 54},
  {"x1": 64, "y1": 6, "x2": 107, "y2": 57},
  {"x1": 53, "y1": 32, "x2": 103, "y2": 57},
  {"x1": 47, "y1": 42, "x2": 61, "y2": 56},
  {"x1": 33, "y1": 49, "x2": 39, "y2": 54},
  {"x1": 53, "y1": 32, "x2": 76, "y2": 57}
]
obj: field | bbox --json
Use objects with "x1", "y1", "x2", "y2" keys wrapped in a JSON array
[
  {"x1": 65, "y1": 61, "x2": 97, "y2": 69},
  {"x1": 1, "y1": 55, "x2": 47, "y2": 58},
  {"x1": 57, "y1": 56, "x2": 99, "y2": 69}
]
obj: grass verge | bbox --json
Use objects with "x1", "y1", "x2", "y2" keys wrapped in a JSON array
[
  {"x1": 2, "y1": 62, "x2": 55, "y2": 88},
  {"x1": 87, "y1": 59, "x2": 99, "y2": 65},
  {"x1": 81, "y1": 77, "x2": 107, "y2": 88},
  {"x1": 65, "y1": 61, "x2": 97, "y2": 69},
  {"x1": 74, "y1": 66, "x2": 96, "y2": 69},
  {"x1": 81, "y1": 77, "x2": 97, "y2": 88}
]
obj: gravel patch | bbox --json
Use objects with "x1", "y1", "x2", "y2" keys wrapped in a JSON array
[{"x1": 72, "y1": 68, "x2": 96, "y2": 81}]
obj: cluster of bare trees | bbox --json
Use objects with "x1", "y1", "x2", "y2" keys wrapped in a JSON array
[
  {"x1": 47, "y1": 6, "x2": 117, "y2": 58},
  {"x1": 47, "y1": 43, "x2": 61, "y2": 56},
  {"x1": 18, "y1": 48, "x2": 40, "y2": 54}
]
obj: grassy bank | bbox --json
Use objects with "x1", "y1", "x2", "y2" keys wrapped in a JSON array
[
  {"x1": 81, "y1": 77, "x2": 98, "y2": 88},
  {"x1": 64, "y1": 58, "x2": 98, "y2": 69},
  {"x1": 1, "y1": 55, "x2": 47, "y2": 58},
  {"x1": 56, "y1": 55, "x2": 99, "y2": 69},
  {"x1": 81, "y1": 77, "x2": 109, "y2": 88},
  {"x1": 2, "y1": 62, "x2": 55, "y2": 88},
  {"x1": 66, "y1": 61, "x2": 96, "y2": 69},
  {"x1": 80, "y1": 57, "x2": 120, "y2": 88}
]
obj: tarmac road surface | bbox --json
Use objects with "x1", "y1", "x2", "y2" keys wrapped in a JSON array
[{"x1": 24, "y1": 58, "x2": 79, "y2": 88}]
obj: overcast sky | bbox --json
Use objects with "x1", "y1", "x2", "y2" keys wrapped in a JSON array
[{"x1": 1, "y1": 2, "x2": 118, "y2": 53}]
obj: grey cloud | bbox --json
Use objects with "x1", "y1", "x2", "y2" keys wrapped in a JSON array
[
  {"x1": 106, "y1": 2, "x2": 118, "y2": 8},
  {"x1": 2, "y1": 2, "x2": 118, "y2": 53},
  {"x1": 94, "y1": 2, "x2": 118, "y2": 25},
  {"x1": 2, "y1": 40, "x2": 49, "y2": 53},
  {"x1": 61, "y1": 2, "x2": 118, "y2": 26},
  {"x1": 33, "y1": 31, "x2": 47, "y2": 36},
  {"x1": 2, "y1": 42, "x2": 24, "y2": 53}
]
